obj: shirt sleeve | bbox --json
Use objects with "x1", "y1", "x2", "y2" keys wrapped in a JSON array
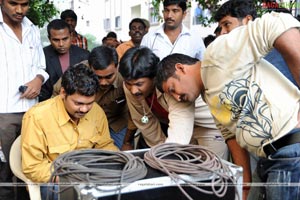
[
  {"x1": 94, "y1": 106, "x2": 119, "y2": 151},
  {"x1": 164, "y1": 94, "x2": 195, "y2": 144},
  {"x1": 127, "y1": 111, "x2": 138, "y2": 131},
  {"x1": 32, "y1": 25, "x2": 49, "y2": 83},
  {"x1": 51, "y1": 78, "x2": 62, "y2": 97},
  {"x1": 203, "y1": 12, "x2": 300, "y2": 76},
  {"x1": 21, "y1": 111, "x2": 52, "y2": 183}
]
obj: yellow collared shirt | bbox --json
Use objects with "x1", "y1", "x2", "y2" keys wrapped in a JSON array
[{"x1": 21, "y1": 96, "x2": 118, "y2": 182}]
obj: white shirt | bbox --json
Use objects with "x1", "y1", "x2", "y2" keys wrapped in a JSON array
[
  {"x1": 141, "y1": 22, "x2": 223, "y2": 144},
  {"x1": 0, "y1": 10, "x2": 48, "y2": 113},
  {"x1": 141, "y1": 23, "x2": 206, "y2": 61},
  {"x1": 202, "y1": 12, "x2": 300, "y2": 157}
]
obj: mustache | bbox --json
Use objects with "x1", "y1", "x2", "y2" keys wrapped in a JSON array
[
  {"x1": 76, "y1": 112, "x2": 87, "y2": 115},
  {"x1": 133, "y1": 92, "x2": 143, "y2": 97},
  {"x1": 14, "y1": 14, "x2": 24, "y2": 18},
  {"x1": 166, "y1": 19, "x2": 174, "y2": 23}
]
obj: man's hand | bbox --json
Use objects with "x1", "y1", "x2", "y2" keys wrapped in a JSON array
[{"x1": 20, "y1": 75, "x2": 43, "y2": 99}]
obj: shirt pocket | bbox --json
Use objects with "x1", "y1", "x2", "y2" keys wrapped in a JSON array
[
  {"x1": 48, "y1": 144, "x2": 70, "y2": 157},
  {"x1": 89, "y1": 134, "x2": 102, "y2": 145},
  {"x1": 76, "y1": 134, "x2": 100, "y2": 149}
]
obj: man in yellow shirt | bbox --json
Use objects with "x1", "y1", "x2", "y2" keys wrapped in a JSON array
[{"x1": 21, "y1": 63, "x2": 118, "y2": 184}]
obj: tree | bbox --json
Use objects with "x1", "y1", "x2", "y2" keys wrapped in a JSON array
[
  {"x1": 85, "y1": 34, "x2": 101, "y2": 51},
  {"x1": 151, "y1": 0, "x2": 297, "y2": 27},
  {"x1": 27, "y1": 0, "x2": 59, "y2": 28}
]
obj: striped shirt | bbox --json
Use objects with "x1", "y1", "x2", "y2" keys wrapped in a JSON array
[{"x1": 0, "y1": 10, "x2": 48, "y2": 113}]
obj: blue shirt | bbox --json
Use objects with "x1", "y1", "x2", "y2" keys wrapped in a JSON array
[{"x1": 264, "y1": 49, "x2": 298, "y2": 87}]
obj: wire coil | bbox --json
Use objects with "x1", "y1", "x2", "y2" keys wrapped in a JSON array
[
  {"x1": 144, "y1": 143, "x2": 238, "y2": 200},
  {"x1": 50, "y1": 149, "x2": 147, "y2": 185}
]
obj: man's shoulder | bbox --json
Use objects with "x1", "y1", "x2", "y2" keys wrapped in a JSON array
[
  {"x1": 88, "y1": 102, "x2": 106, "y2": 117},
  {"x1": 43, "y1": 45, "x2": 54, "y2": 54},
  {"x1": 70, "y1": 45, "x2": 89, "y2": 52},
  {"x1": 70, "y1": 45, "x2": 90, "y2": 55},
  {"x1": 25, "y1": 98, "x2": 57, "y2": 118},
  {"x1": 118, "y1": 40, "x2": 134, "y2": 47},
  {"x1": 76, "y1": 32, "x2": 88, "y2": 40}
]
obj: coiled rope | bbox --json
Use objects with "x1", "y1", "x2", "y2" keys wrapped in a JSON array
[
  {"x1": 144, "y1": 143, "x2": 238, "y2": 200},
  {"x1": 49, "y1": 149, "x2": 147, "y2": 199}
]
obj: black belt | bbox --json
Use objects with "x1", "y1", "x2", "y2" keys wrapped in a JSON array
[{"x1": 263, "y1": 132, "x2": 300, "y2": 157}]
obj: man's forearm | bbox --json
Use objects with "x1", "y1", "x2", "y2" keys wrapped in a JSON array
[
  {"x1": 121, "y1": 128, "x2": 137, "y2": 150},
  {"x1": 226, "y1": 138, "x2": 252, "y2": 183}
]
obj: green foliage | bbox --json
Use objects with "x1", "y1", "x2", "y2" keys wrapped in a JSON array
[
  {"x1": 84, "y1": 34, "x2": 100, "y2": 51},
  {"x1": 27, "y1": 0, "x2": 59, "y2": 28}
]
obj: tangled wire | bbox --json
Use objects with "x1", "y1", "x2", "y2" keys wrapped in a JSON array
[
  {"x1": 49, "y1": 149, "x2": 147, "y2": 199},
  {"x1": 144, "y1": 143, "x2": 238, "y2": 200}
]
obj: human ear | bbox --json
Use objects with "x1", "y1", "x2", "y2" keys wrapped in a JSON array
[
  {"x1": 243, "y1": 15, "x2": 253, "y2": 24},
  {"x1": 175, "y1": 63, "x2": 186, "y2": 74},
  {"x1": 60, "y1": 87, "x2": 66, "y2": 99}
]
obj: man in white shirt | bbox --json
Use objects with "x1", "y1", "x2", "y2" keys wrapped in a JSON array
[
  {"x1": 0, "y1": 0, "x2": 48, "y2": 199},
  {"x1": 141, "y1": 0, "x2": 226, "y2": 159},
  {"x1": 141, "y1": 0, "x2": 205, "y2": 61},
  {"x1": 156, "y1": 12, "x2": 300, "y2": 200}
]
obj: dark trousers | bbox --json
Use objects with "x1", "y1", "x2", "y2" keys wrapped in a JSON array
[{"x1": 0, "y1": 113, "x2": 28, "y2": 200}]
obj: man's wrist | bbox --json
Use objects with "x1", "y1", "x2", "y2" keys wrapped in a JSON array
[{"x1": 36, "y1": 74, "x2": 44, "y2": 83}]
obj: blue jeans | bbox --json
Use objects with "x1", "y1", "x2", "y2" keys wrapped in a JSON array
[
  {"x1": 40, "y1": 185, "x2": 58, "y2": 200},
  {"x1": 109, "y1": 127, "x2": 127, "y2": 149},
  {"x1": 248, "y1": 143, "x2": 300, "y2": 200}
]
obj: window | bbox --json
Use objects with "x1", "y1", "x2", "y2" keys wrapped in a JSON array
[
  {"x1": 104, "y1": 18, "x2": 110, "y2": 30},
  {"x1": 149, "y1": 7, "x2": 159, "y2": 24},
  {"x1": 115, "y1": 16, "x2": 121, "y2": 29}
]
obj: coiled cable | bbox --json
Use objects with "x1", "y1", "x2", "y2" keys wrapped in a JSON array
[
  {"x1": 49, "y1": 149, "x2": 147, "y2": 199},
  {"x1": 144, "y1": 143, "x2": 238, "y2": 200}
]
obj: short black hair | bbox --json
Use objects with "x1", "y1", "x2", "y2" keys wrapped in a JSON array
[
  {"x1": 119, "y1": 47, "x2": 160, "y2": 80},
  {"x1": 61, "y1": 63, "x2": 99, "y2": 96},
  {"x1": 214, "y1": 0, "x2": 257, "y2": 22},
  {"x1": 47, "y1": 19, "x2": 71, "y2": 37},
  {"x1": 203, "y1": 35, "x2": 216, "y2": 47},
  {"x1": 106, "y1": 31, "x2": 117, "y2": 39},
  {"x1": 163, "y1": 0, "x2": 187, "y2": 12},
  {"x1": 89, "y1": 46, "x2": 119, "y2": 70},
  {"x1": 156, "y1": 54, "x2": 198, "y2": 92},
  {"x1": 129, "y1": 18, "x2": 146, "y2": 30},
  {"x1": 60, "y1": 9, "x2": 78, "y2": 21}
]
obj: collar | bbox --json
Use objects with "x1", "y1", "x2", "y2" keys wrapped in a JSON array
[
  {"x1": 155, "y1": 23, "x2": 191, "y2": 37},
  {"x1": 112, "y1": 72, "x2": 123, "y2": 89},
  {"x1": 0, "y1": 9, "x2": 33, "y2": 27},
  {"x1": 155, "y1": 87, "x2": 164, "y2": 99},
  {"x1": 56, "y1": 96, "x2": 89, "y2": 126}
]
